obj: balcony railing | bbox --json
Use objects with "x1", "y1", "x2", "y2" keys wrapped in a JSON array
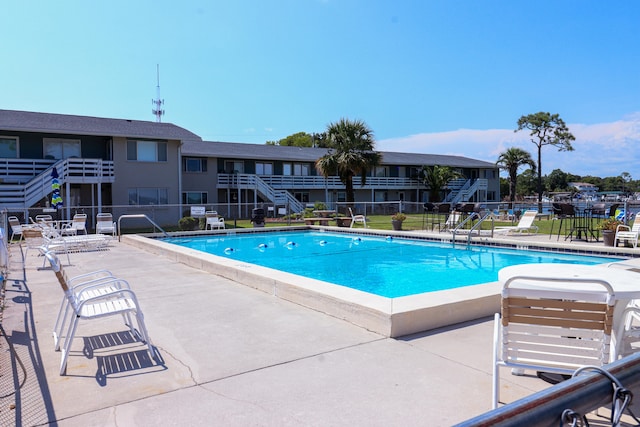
[
  {"x1": 0, "y1": 158, "x2": 115, "y2": 209},
  {"x1": 218, "y1": 174, "x2": 422, "y2": 190}
]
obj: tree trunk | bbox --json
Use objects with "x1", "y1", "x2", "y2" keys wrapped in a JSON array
[
  {"x1": 537, "y1": 145, "x2": 543, "y2": 213},
  {"x1": 345, "y1": 175, "x2": 355, "y2": 208}
]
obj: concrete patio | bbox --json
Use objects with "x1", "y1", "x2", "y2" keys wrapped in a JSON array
[{"x1": 0, "y1": 230, "x2": 638, "y2": 426}]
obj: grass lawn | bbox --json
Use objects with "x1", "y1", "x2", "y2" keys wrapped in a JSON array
[{"x1": 173, "y1": 214, "x2": 576, "y2": 236}]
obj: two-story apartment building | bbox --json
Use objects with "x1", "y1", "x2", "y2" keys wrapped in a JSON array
[
  {"x1": 0, "y1": 109, "x2": 201, "y2": 227},
  {"x1": 0, "y1": 109, "x2": 499, "y2": 228},
  {"x1": 181, "y1": 140, "x2": 500, "y2": 217}
]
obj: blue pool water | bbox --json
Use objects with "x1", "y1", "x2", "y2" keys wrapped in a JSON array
[{"x1": 162, "y1": 231, "x2": 623, "y2": 298}]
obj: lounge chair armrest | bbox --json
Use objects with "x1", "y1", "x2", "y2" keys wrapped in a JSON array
[{"x1": 616, "y1": 225, "x2": 631, "y2": 233}]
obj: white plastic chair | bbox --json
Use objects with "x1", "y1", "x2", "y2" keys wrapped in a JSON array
[
  {"x1": 61, "y1": 213, "x2": 87, "y2": 236},
  {"x1": 492, "y1": 275, "x2": 615, "y2": 408},
  {"x1": 493, "y1": 210, "x2": 539, "y2": 235},
  {"x1": 205, "y1": 211, "x2": 225, "y2": 230},
  {"x1": 44, "y1": 251, "x2": 153, "y2": 375},
  {"x1": 8, "y1": 216, "x2": 24, "y2": 242},
  {"x1": 348, "y1": 208, "x2": 366, "y2": 228},
  {"x1": 615, "y1": 216, "x2": 640, "y2": 248},
  {"x1": 22, "y1": 227, "x2": 71, "y2": 266},
  {"x1": 96, "y1": 213, "x2": 116, "y2": 236},
  {"x1": 442, "y1": 211, "x2": 461, "y2": 231}
]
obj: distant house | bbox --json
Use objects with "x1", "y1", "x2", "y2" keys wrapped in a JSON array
[
  {"x1": 568, "y1": 182, "x2": 599, "y2": 200},
  {"x1": 0, "y1": 109, "x2": 500, "y2": 227}
]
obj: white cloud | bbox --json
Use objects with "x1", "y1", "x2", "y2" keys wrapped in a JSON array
[{"x1": 377, "y1": 114, "x2": 640, "y2": 178}]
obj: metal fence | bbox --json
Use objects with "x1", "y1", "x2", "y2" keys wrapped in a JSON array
[{"x1": 3, "y1": 199, "x2": 638, "y2": 234}]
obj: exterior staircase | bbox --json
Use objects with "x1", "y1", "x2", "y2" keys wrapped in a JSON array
[
  {"x1": 219, "y1": 174, "x2": 305, "y2": 213},
  {"x1": 444, "y1": 179, "x2": 488, "y2": 205},
  {"x1": 0, "y1": 158, "x2": 115, "y2": 210}
]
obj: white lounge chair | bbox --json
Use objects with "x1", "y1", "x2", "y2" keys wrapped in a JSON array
[
  {"x1": 615, "y1": 215, "x2": 640, "y2": 248},
  {"x1": 205, "y1": 211, "x2": 225, "y2": 230},
  {"x1": 22, "y1": 227, "x2": 71, "y2": 266},
  {"x1": 493, "y1": 274, "x2": 615, "y2": 408},
  {"x1": 44, "y1": 251, "x2": 154, "y2": 375},
  {"x1": 96, "y1": 213, "x2": 116, "y2": 236},
  {"x1": 49, "y1": 263, "x2": 119, "y2": 352},
  {"x1": 348, "y1": 208, "x2": 366, "y2": 228},
  {"x1": 61, "y1": 213, "x2": 87, "y2": 236},
  {"x1": 493, "y1": 210, "x2": 538, "y2": 235},
  {"x1": 441, "y1": 211, "x2": 461, "y2": 232},
  {"x1": 8, "y1": 216, "x2": 24, "y2": 242}
]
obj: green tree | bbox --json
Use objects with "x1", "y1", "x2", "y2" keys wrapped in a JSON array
[
  {"x1": 621, "y1": 172, "x2": 632, "y2": 194},
  {"x1": 420, "y1": 165, "x2": 463, "y2": 202},
  {"x1": 315, "y1": 118, "x2": 381, "y2": 205},
  {"x1": 515, "y1": 112, "x2": 575, "y2": 211},
  {"x1": 266, "y1": 132, "x2": 314, "y2": 147},
  {"x1": 496, "y1": 147, "x2": 535, "y2": 208},
  {"x1": 546, "y1": 169, "x2": 569, "y2": 192},
  {"x1": 516, "y1": 169, "x2": 538, "y2": 196}
]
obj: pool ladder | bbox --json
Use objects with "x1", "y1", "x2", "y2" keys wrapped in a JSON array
[
  {"x1": 451, "y1": 211, "x2": 494, "y2": 247},
  {"x1": 117, "y1": 214, "x2": 169, "y2": 241}
]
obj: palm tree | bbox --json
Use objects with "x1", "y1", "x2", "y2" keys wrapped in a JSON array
[
  {"x1": 496, "y1": 148, "x2": 536, "y2": 208},
  {"x1": 315, "y1": 118, "x2": 381, "y2": 206},
  {"x1": 420, "y1": 165, "x2": 462, "y2": 202}
]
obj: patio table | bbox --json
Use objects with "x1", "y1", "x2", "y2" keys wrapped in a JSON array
[
  {"x1": 499, "y1": 263, "x2": 640, "y2": 361},
  {"x1": 565, "y1": 207, "x2": 599, "y2": 242}
]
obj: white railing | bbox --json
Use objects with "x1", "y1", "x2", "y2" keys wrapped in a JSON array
[
  {"x1": 0, "y1": 158, "x2": 115, "y2": 209},
  {"x1": 0, "y1": 158, "x2": 56, "y2": 183},
  {"x1": 219, "y1": 174, "x2": 422, "y2": 190},
  {"x1": 445, "y1": 179, "x2": 488, "y2": 204},
  {"x1": 219, "y1": 174, "x2": 304, "y2": 213}
]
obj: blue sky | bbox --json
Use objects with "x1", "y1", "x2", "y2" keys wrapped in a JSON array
[{"x1": 2, "y1": 1, "x2": 640, "y2": 177}]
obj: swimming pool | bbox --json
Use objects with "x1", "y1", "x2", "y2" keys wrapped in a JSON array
[{"x1": 162, "y1": 231, "x2": 621, "y2": 298}]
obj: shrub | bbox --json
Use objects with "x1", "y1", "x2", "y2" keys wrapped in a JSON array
[
  {"x1": 178, "y1": 216, "x2": 199, "y2": 231},
  {"x1": 599, "y1": 218, "x2": 623, "y2": 231}
]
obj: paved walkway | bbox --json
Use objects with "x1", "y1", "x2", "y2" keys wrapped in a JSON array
[{"x1": 0, "y1": 232, "x2": 637, "y2": 426}]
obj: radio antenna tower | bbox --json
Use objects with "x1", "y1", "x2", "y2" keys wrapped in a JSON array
[{"x1": 152, "y1": 64, "x2": 165, "y2": 122}]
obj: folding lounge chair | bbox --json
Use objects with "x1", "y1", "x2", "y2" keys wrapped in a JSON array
[
  {"x1": 22, "y1": 227, "x2": 71, "y2": 267},
  {"x1": 61, "y1": 213, "x2": 88, "y2": 236},
  {"x1": 493, "y1": 210, "x2": 539, "y2": 235},
  {"x1": 615, "y1": 215, "x2": 640, "y2": 248},
  {"x1": 441, "y1": 211, "x2": 461, "y2": 232},
  {"x1": 8, "y1": 216, "x2": 24, "y2": 242},
  {"x1": 493, "y1": 275, "x2": 615, "y2": 408},
  {"x1": 348, "y1": 208, "x2": 366, "y2": 228},
  {"x1": 44, "y1": 251, "x2": 153, "y2": 375}
]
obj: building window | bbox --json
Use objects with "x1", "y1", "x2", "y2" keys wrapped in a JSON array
[
  {"x1": 224, "y1": 160, "x2": 244, "y2": 173},
  {"x1": 484, "y1": 170, "x2": 496, "y2": 179},
  {"x1": 374, "y1": 191, "x2": 387, "y2": 202},
  {"x1": 183, "y1": 157, "x2": 207, "y2": 172},
  {"x1": 487, "y1": 191, "x2": 496, "y2": 201},
  {"x1": 255, "y1": 162, "x2": 273, "y2": 175},
  {"x1": 128, "y1": 188, "x2": 168, "y2": 205},
  {"x1": 294, "y1": 192, "x2": 310, "y2": 203},
  {"x1": 283, "y1": 163, "x2": 310, "y2": 176},
  {"x1": 127, "y1": 140, "x2": 167, "y2": 162},
  {"x1": 0, "y1": 136, "x2": 18, "y2": 158},
  {"x1": 43, "y1": 138, "x2": 81, "y2": 159},
  {"x1": 336, "y1": 192, "x2": 346, "y2": 203},
  {"x1": 182, "y1": 192, "x2": 208, "y2": 204},
  {"x1": 373, "y1": 166, "x2": 388, "y2": 177}
]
